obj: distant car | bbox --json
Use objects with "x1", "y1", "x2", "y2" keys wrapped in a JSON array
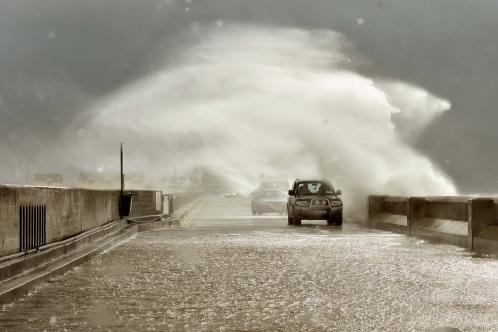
[
  {"x1": 287, "y1": 179, "x2": 342, "y2": 226},
  {"x1": 224, "y1": 190, "x2": 237, "y2": 198},
  {"x1": 251, "y1": 190, "x2": 287, "y2": 215}
]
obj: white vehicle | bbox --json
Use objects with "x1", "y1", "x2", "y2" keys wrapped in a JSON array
[{"x1": 224, "y1": 190, "x2": 237, "y2": 198}]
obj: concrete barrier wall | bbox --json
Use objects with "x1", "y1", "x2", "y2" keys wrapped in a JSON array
[
  {"x1": 368, "y1": 196, "x2": 409, "y2": 233},
  {"x1": 127, "y1": 190, "x2": 163, "y2": 217},
  {"x1": 369, "y1": 195, "x2": 498, "y2": 253},
  {"x1": 0, "y1": 185, "x2": 165, "y2": 257},
  {"x1": 408, "y1": 197, "x2": 469, "y2": 248},
  {"x1": 470, "y1": 198, "x2": 498, "y2": 253}
]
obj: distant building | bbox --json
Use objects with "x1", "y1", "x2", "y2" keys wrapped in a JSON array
[
  {"x1": 78, "y1": 172, "x2": 119, "y2": 189},
  {"x1": 33, "y1": 173, "x2": 64, "y2": 186},
  {"x1": 77, "y1": 172, "x2": 146, "y2": 189},
  {"x1": 163, "y1": 166, "x2": 226, "y2": 193},
  {"x1": 124, "y1": 173, "x2": 145, "y2": 189}
]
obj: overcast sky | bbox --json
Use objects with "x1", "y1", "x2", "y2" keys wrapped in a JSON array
[{"x1": 0, "y1": 0, "x2": 497, "y2": 192}]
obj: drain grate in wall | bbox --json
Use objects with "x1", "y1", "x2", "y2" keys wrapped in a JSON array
[{"x1": 19, "y1": 205, "x2": 47, "y2": 252}]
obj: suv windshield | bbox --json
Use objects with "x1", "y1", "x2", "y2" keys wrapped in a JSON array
[{"x1": 296, "y1": 182, "x2": 335, "y2": 195}]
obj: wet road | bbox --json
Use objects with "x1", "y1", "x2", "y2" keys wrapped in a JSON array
[{"x1": 2, "y1": 196, "x2": 498, "y2": 331}]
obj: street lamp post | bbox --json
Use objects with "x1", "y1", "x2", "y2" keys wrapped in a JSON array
[{"x1": 120, "y1": 143, "x2": 124, "y2": 218}]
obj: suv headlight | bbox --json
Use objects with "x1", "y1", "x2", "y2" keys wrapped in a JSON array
[
  {"x1": 295, "y1": 200, "x2": 309, "y2": 207},
  {"x1": 330, "y1": 200, "x2": 342, "y2": 207}
]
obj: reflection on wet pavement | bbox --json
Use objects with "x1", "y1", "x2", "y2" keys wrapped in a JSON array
[{"x1": 1, "y1": 196, "x2": 498, "y2": 331}]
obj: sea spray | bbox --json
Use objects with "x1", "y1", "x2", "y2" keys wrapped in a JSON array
[{"x1": 68, "y1": 24, "x2": 456, "y2": 218}]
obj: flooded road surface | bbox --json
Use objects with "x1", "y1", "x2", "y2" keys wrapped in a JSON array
[{"x1": 1, "y1": 196, "x2": 498, "y2": 331}]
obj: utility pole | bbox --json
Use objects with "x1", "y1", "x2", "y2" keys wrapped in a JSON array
[
  {"x1": 120, "y1": 143, "x2": 124, "y2": 194},
  {"x1": 120, "y1": 143, "x2": 124, "y2": 218}
]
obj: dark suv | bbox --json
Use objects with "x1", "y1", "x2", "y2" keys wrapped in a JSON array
[
  {"x1": 251, "y1": 189, "x2": 287, "y2": 215},
  {"x1": 287, "y1": 179, "x2": 343, "y2": 226}
]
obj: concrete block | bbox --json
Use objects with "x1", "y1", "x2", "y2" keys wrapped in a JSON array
[
  {"x1": 425, "y1": 199, "x2": 468, "y2": 221},
  {"x1": 473, "y1": 226, "x2": 498, "y2": 253},
  {"x1": 369, "y1": 213, "x2": 408, "y2": 234},
  {"x1": 410, "y1": 218, "x2": 468, "y2": 248},
  {"x1": 368, "y1": 196, "x2": 385, "y2": 226},
  {"x1": 469, "y1": 198, "x2": 495, "y2": 250},
  {"x1": 407, "y1": 197, "x2": 426, "y2": 236}
]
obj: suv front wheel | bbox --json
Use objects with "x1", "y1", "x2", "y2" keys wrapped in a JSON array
[{"x1": 327, "y1": 214, "x2": 342, "y2": 226}]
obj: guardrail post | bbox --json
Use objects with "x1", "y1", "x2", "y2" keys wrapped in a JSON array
[
  {"x1": 407, "y1": 197, "x2": 426, "y2": 236},
  {"x1": 368, "y1": 196, "x2": 384, "y2": 226},
  {"x1": 468, "y1": 198, "x2": 495, "y2": 250}
]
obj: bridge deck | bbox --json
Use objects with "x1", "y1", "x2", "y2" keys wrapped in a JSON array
[{"x1": 1, "y1": 196, "x2": 498, "y2": 330}]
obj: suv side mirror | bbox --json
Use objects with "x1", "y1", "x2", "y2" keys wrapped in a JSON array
[
  {"x1": 288, "y1": 190, "x2": 295, "y2": 196},
  {"x1": 336, "y1": 190, "x2": 342, "y2": 195}
]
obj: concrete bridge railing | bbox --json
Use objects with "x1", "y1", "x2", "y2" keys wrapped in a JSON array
[
  {"x1": 162, "y1": 192, "x2": 204, "y2": 216},
  {"x1": 369, "y1": 195, "x2": 498, "y2": 253},
  {"x1": 0, "y1": 185, "x2": 204, "y2": 302},
  {"x1": 0, "y1": 185, "x2": 201, "y2": 258}
]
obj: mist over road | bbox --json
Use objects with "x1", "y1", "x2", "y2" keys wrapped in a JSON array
[{"x1": 1, "y1": 196, "x2": 498, "y2": 331}]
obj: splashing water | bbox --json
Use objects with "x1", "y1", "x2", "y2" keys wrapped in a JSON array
[{"x1": 68, "y1": 24, "x2": 456, "y2": 218}]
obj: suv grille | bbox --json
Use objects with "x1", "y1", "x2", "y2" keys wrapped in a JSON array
[{"x1": 311, "y1": 199, "x2": 329, "y2": 206}]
